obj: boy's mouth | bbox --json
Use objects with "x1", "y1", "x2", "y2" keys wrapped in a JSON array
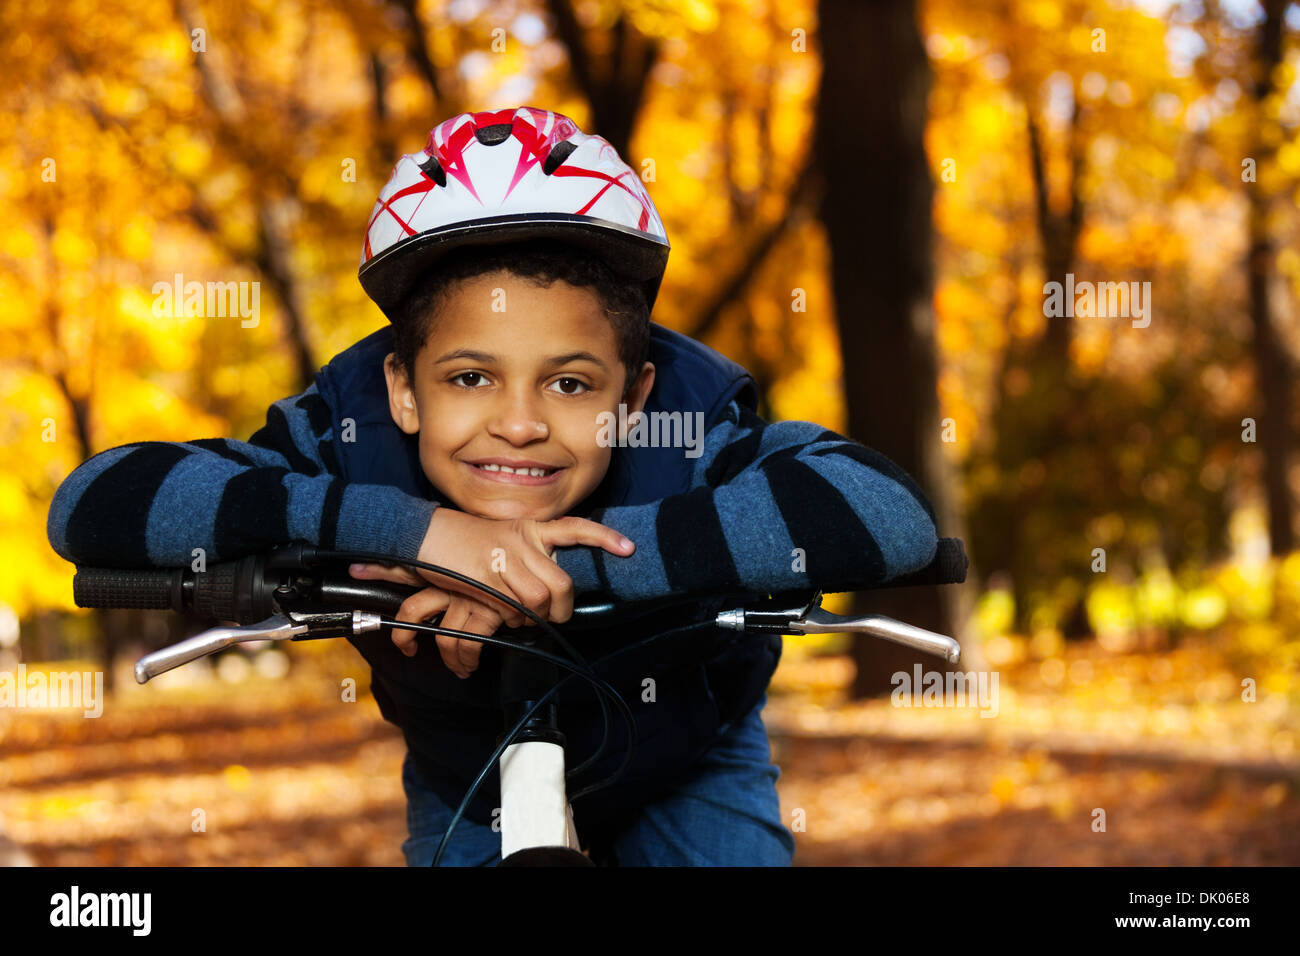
[{"x1": 464, "y1": 458, "x2": 565, "y2": 485}]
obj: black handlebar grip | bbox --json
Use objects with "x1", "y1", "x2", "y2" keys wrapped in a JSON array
[
  {"x1": 192, "y1": 558, "x2": 240, "y2": 622},
  {"x1": 933, "y1": 537, "x2": 969, "y2": 583},
  {"x1": 191, "y1": 555, "x2": 277, "y2": 624},
  {"x1": 73, "y1": 567, "x2": 183, "y2": 611},
  {"x1": 885, "y1": 537, "x2": 969, "y2": 588}
]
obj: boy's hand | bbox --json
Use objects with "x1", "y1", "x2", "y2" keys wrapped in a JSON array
[
  {"x1": 348, "y1": 508, "x2": 634, "y2": 628},
  {"x1": 376, "y1": 584, "x2": 499, "y2": 678}
]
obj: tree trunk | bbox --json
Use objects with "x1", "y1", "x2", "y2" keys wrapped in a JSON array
[
  {"x1": 977, "y1": 81, "x2": 1087, "y2": 633},
  {"x1": 1247, "y1": 0, "x2": 1293, "y2": 556},
  {"x1": 815, "y1": 0, "x2": 966, "y2": 697}
]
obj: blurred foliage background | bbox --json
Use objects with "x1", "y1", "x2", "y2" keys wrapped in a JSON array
[{"x1": 1, "y1": 0, "x2": 1299, "y2": 865}]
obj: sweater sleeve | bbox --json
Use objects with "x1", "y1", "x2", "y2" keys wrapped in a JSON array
[
  {"x1": 47, "y1": 384, "x2": 437, "y2": 568},
  {"x1": 553, "y1": 401, "x2": 938, "y2": 600}
]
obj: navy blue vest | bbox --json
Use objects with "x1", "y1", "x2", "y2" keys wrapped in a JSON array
[{"x1": 314, "y1": 324, "x2": 782, "y2": 829}]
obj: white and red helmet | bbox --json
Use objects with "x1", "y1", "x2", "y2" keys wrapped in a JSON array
[{"x1": 359, "y1": 106, "x2": 669, "y2": 323}]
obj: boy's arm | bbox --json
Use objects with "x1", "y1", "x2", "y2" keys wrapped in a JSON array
[
  {"x1": 47, "y1": 384, "x2": 437, "y2": 568},
  {"x1": 553, "y1": 401, "x2": 938, "y2": 601}
]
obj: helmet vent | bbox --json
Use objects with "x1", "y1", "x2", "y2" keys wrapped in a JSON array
[
  {"x1": 474, "y1": 123, "x2": 514, "y2": 146},
  {"x1": 417, "y1": 155, "x2": 447, "y2": 187},
  {"x1": 542, "y1": 140, "x2": 577, "y2": 175}
]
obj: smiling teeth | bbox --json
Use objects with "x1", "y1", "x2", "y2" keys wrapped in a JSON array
[{"x1": 479, "y1": 464, "x2": 550, "y2": 476}]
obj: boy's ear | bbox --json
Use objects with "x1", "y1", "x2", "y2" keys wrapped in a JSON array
[
  {"x1": 623, "y1": 361, "x2": 655, "y2": 416},
  {"x1": 384, "y1": 353, "x2": 420, "y2": 434}
]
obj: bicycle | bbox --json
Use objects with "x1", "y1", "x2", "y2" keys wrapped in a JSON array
[{"x1": 71, "y1": 537, "x2": 968, "y2": 866}]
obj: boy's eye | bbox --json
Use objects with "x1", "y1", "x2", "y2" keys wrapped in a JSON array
[
  {"x1": 547, "y1": 377, "x2": 589, "y2": 395},
  {"x1": 451, "y1": 371, "x2": 489, "y2": 388}
]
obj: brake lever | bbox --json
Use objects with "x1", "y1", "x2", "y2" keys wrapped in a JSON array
[
  {"x1": 133, "y1": 609, "x2": 386, "y2": 684},
  {"x1": 714, "y1": 600, "x2": 961, "y2": 664},
  {"x1": 134, "y1": 615, "x2": 308, "y2": 684},
  {"x1": 791, "y1": 608, "x2": 961, "y2": 663}
]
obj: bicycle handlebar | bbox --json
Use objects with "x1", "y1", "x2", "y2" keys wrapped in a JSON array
[{"x1": 72, "y1": 537, "x2": 967, "y2": 623}]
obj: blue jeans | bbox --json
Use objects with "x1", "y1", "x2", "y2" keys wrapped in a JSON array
[{"x1": 400, "y1": 693, "x2": 796, "y2": 866}]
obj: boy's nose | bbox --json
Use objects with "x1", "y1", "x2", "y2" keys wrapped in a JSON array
[{"x1": 487, "y1": 399, "x2": 549, "y2": 445}]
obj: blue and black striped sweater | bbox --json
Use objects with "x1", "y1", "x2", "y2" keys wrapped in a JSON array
[{"x1": 47, "y1": 392, "x2": 939, "y2": 597}]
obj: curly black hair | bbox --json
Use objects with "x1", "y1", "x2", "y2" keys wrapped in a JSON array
[{"x1": 390, "y1": 238, "x2": 651, "y2": 394}]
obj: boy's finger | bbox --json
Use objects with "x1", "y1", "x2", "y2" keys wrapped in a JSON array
[
  {"x1": 457, "y1": 609, "x2": 495, "y2": 673},
  {"x1": 350, "y1": 563, "x2": 426, "y2": 587},
  {"x1": 440, "y1": 584, "x2": 524, "y2": 628},
  {"x1": 538, "y1": 517, "x2": 634, "y2": 556},
  {"x1": 392, "y1": 589, "x2": 452, "y2": 658},
  {"x1": 499, "y1": 563, "x2": 552, "y2": 622},
  {"x1": 522, "y1": 551, "x2": 575, "y2": 623},
  {"x1": 460, "y1": 641, "x2": 483, "y2": 673},
  {"x1": 437, "y1": 602, "x2": 473, "y2": 678},
  {"x1": 428, "y1": 568, "x2": 526, "y2": 627},
  {"x1": 391, "y1": 625, "x2": 415, "y2": 656},
  {"x1": 391, "y1": 598, "x2": 416, "y2": 655}
]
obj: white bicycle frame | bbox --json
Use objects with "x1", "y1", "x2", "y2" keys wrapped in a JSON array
[{"x1": 499, "y1": 741, "x2": 581, "y2": 857}]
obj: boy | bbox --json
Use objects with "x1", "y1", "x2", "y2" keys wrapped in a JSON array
[{"x1": 47, "y1": 107, "x2": 939, "y2": 866}]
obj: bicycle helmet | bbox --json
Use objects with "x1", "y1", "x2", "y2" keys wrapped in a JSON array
[{"x1": 359, "y1": 106, "x2": 670, "y2": 323}]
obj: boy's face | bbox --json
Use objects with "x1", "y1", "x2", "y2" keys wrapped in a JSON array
[{"x1": 384, "y1": 271, "x2": 655, "y2": 522}]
